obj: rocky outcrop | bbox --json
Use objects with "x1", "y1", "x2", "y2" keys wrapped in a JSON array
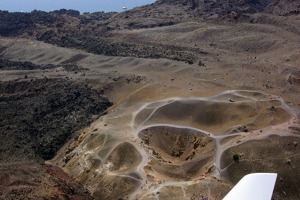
[
  {"x1": 0, "y1": 78, "x2": 112, "y2": 163},
  {"x1": 157, "y1": 0, "x2": 300, "y2": 15},
  {"x1": 0, "y1": 1, "x2": 299, "y2": 64},
  {"x1": 266, "y1": 0, "x2": 300, "y2": 15},
  {"x1": 0, "y1": 162, "x2": 93, "y2": 199},
  {"x1": 0, "y1": 58, "x2": 55, "y2": 70},
  {"x1": 0, "y1": 10, "x2": 58, "y2": 36}
]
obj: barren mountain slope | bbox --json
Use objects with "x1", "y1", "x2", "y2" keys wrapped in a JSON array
[{"x1": 0, "y1": 0, "x2": 300, "y2": 199}]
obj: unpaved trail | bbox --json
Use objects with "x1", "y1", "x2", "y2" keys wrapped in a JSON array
[{"x1": 50, "y1": 88, "x2": 300, "y2": 200}]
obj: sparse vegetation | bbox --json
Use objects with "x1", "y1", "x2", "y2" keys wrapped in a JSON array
[
  {"x1": 233, "y1": 154, "x2": 240, "y2": 162},
  {"x1": 0, "y1": 0, "x2": 300, "y2": 199},
  {"x1": 198, "y1": 60, "x2": 205, "y2": 67}
]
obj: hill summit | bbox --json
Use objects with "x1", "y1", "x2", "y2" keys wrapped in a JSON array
[{"x1": 156, "y1": 0, "x2": 299, "y2": 15}]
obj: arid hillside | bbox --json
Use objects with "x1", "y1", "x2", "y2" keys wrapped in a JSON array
[{"x1": 0, "y1": 0, "x2": 300, "y2": 199}]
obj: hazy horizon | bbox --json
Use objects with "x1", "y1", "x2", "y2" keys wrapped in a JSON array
[{"x1": 0, "y1": 0, "x2": 156, "y2": 13}]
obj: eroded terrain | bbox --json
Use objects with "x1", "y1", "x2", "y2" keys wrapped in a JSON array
[
  {"x1": 51, "y1": 89, "x2": 299, "y2": 199},
  {"x1": 1, "y1": 1, "x2": 300, "y2": 199}
]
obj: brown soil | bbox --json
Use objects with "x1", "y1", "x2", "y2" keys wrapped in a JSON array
[
  {"x1": 0, "y1": 1, "x2": 300, "y2": 199},
  {"x1": 221, "y1": 135, "x2": 300, "y2": 199}
]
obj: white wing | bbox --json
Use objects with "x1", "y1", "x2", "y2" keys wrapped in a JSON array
[{"x1": 223, "y1": 173, "x2": 277, "y2": 200}]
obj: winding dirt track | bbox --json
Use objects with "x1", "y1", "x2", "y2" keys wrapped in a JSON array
[{"x1": 50, "y1": 88, "x2": 299, "y2": 200}]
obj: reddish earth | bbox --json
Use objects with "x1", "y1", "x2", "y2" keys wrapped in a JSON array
[{"x1": 0, "y1": 162, "x2": 93, "y2": 199}]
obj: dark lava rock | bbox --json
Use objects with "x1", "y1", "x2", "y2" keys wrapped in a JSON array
[
  {"x1": 0, "y1": 58, "x2": 55, "y2": 70},
  {"x1": 157, "y1": 0, "x2": 300, "y2": 15},
  {"x1": 0, "y1": 10, "x2": 58, "y2": 37},
  {"x1": 0, "y1": 1, "x2": 299, "y2": 64},
  {"x1": 0, "y1": 78, "x2": 112, "y2": 163},
  {"x1": 50, "y1": 9, "x2": 80, "y2": 17}
]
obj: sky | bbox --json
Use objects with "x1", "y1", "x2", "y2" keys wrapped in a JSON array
[{"x1": 0, "y1": 0, "x2": 156, "y2": 13}]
